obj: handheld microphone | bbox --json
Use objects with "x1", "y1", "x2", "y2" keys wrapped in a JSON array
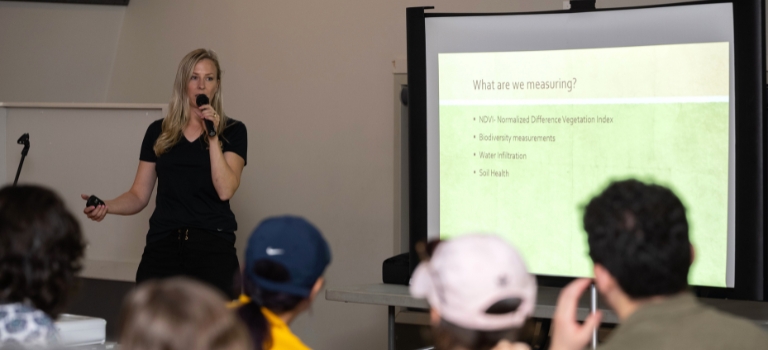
[{"x1": 195, "y1": 94, "x2": 217, "y2": 137}]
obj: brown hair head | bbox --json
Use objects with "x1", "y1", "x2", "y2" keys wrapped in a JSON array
[{"x1": 119, "y1": 277, "x2": 251, "y2": 350}]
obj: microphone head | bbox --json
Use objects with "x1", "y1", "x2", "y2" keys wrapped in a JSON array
[{"x1": 195, "y1": 94, "x2": 210, "y2": 107}]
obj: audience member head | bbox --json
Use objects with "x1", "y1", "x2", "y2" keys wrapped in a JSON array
[
  {"x1": 239, "y1": 216, "x2": 332, "y2": 349},
  {"x1": 584, "y1": 179, "x2": 691, "y2": 299},
  {"x1": 0, "y1": 185, "x2": 85, "y2": 318},
  {"x1": 119, "y1": 277, "x2": 251, "y2": 350},
  {"x1": 410, "y1": 234, "x2": 537, "y2": 350}
]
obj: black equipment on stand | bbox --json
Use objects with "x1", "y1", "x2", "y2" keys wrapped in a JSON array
[{"x1": 13, "y1": 133, "x2": 30, "y2": 187}]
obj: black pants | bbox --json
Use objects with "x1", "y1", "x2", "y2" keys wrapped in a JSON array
[{"x1": 136, "y1": 228, "x2": 241, "y2": 299}]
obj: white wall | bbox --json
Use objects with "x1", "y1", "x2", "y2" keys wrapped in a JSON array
[
  {"x1": 1, "y1": 104, "x2": 164, "y2": 281},
  {"x1": 0, "y1": 2, "x2": 124, "y2": 102}
]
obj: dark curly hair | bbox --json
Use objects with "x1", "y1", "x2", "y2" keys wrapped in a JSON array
[
  {"x1": 584, "y1": 179, "x2": 690, "y2": 298},
  {"x1": 0, "y1": 185, "x2": 86, "y2": 317}
]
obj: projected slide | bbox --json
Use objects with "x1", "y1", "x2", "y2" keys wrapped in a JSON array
[{"x1": 438, "y1": 43, "x2": 730, "y2": 286}]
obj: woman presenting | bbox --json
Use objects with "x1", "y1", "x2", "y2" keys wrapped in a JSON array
[{"x1": 83, "y1": 49, "x2": 247, "y2": 298}]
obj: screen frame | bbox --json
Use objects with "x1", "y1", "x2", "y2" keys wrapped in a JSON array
[
  {"x1": 0, "y1": 0, "x2": 130, "y2": 5},
  {"x1": 406, "y1": 0, "x2": 766, "y2": 300}
]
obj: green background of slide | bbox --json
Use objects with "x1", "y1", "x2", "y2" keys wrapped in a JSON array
[{"x1": 439, "y1": 103, "x2": 729, "y2": 287}]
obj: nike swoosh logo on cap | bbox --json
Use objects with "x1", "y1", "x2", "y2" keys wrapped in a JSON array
[{"x1": 266, "y1": 247, "x2": 284, "y2": 256}]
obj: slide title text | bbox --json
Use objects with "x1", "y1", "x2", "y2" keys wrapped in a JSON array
[{"x1": 473, "y1": 78, "x2": 578, "y2": 92}]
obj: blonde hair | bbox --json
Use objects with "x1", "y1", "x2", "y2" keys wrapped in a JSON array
[
  {"x1": 119, "y1": 278, "x2": 251, "y2": 350},
  {"x1": 154, "y1": 48, "x2": 228, "y2": 156}
]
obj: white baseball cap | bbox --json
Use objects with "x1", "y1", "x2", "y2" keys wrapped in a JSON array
[{"x1": 410, "y1": 234, "x2": 537, "y2": 331}]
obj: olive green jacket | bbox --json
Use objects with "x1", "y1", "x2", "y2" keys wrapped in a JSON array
[{"x1": 600, "y1": 293, "x2": 768, "y2": 350}]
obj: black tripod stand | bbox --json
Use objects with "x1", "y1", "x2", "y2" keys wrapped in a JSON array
[{"x1": 13, "y1": 133, "x2": 30, "y2": 186}]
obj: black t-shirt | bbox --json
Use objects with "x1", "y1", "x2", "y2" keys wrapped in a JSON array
[{"x1": 139, "y1": 118, "x2": 247, "y2": 243}]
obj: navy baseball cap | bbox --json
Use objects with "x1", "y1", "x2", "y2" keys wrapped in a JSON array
[{"x1": 245, "y1": 216, "x2": 332, "y2": 298}]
